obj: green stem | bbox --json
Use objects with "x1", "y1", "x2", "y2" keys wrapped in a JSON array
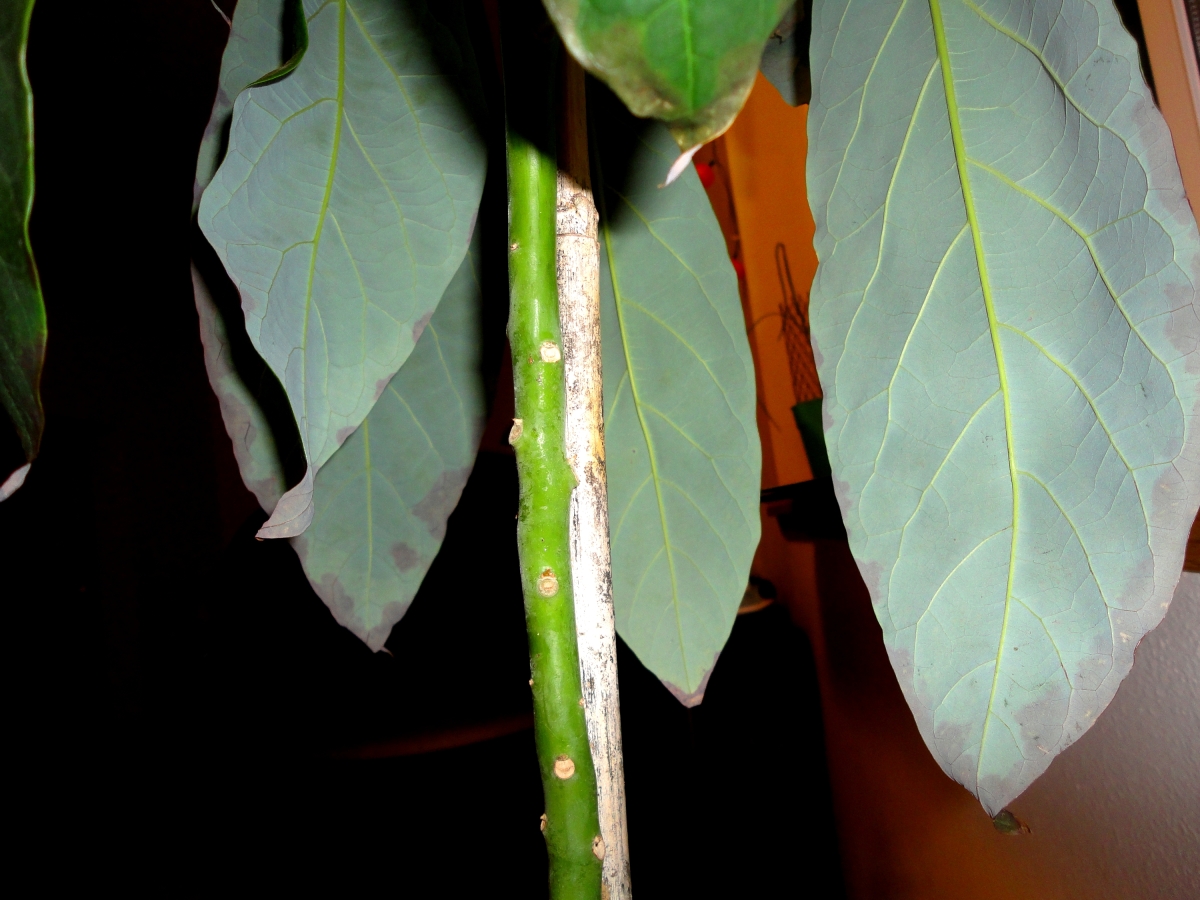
[{"x1": 501, "y1": 5, "x2": 602, "y2": 898}]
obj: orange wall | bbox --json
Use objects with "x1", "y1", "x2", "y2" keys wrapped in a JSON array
[{"x1": 722, "y1": 75, "x2": 818, "y2": 489}]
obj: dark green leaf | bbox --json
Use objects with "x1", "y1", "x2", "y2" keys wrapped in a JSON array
[
  {"x1": 546, "y1": 0, "x2": 793, "y2": 149},
  {"x1": 0, "y1": 0, "x2": 45, "y2": 497}
]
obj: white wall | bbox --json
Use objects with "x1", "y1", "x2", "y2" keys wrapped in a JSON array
[{"x1": 1013, "y1": 573, "x2": 1200, "y2": 898}]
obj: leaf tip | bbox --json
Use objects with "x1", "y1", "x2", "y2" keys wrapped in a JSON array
[
  {"x1": 661, "y1": 657, "x2": 717, "y2": 708},
  {"x1": 0, "y1": 464, "x2": 32, "y2": 502},
  {"x1": 256, "y1": 467, "x2": 316, "y2": 538},
  {"x1": 662, "y1": 145, "x2": 702, "y2": 188},
  {"x1": 991, "y1": 809, "x2": 1031, "y2": 835}
]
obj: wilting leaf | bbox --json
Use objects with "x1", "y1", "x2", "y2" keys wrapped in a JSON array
[
  {"x1": 199, "y1": 0, "x2": 486, "y2": 538},
  {"x1": 545, "y1": 0, "x2": 792, "y2": 150},
  {"x1": 593, "y1": 89, "x2": 761, "y2": 705},
  {"x1": 291, "y1": 238, "x2": 486, "y2": 649},
  {"x1": 0, "y1": 0, "x2": 45, "y2": 495},
  {"x1": 808, "y1": 0, "x2": 1200, "y2": 813}
]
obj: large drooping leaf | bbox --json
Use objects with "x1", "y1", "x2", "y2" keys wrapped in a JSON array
[
  {"x1": 808, "y1": 0, "x2": 1200, "y2": 814},
  {"x1": 199, "y1": 0, "x2": 486, "y2": 538},
  {"x1": 0, "y1": 0, "x2": 45, "y2": 499},
  {"x1": 545, "y1": 0, "x2": 793, "y2": 151},
  {"x1": 593, "y1": 89, "x2": 761, "y2": 705},
  {"x1": 195, "y1": 234, "x2": 486, "y2": 650},
  {"x1": 193, "y1": 0, "x2": 488, "y2": 648},
  {"x1": 290, "y1": 238, "x2": 486, "y2": 649}
]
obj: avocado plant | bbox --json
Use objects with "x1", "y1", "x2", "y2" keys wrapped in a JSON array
[{"x1": 3, "y1": 1, "x2": 1198, "y2": 898}]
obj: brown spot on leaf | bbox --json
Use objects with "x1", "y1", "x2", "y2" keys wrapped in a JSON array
[
  {"x1": 413, "y1": 467, "x2": 473, "y2": 542},
  {"x1": 302, "y1": 562, "x2": 411, "y2": 653},
  {"x1": 412, "y1": 310, "x2": 434, "y2": 345},
  {"x1": 313, "y1": 572, "x2": 365, "y2": 639},
  {"x1": 391, "y1": 542, "x2": 422, "y2": 573},
  {"x1": 661, "y1": 654, "x2": 717, "y2": 708}
]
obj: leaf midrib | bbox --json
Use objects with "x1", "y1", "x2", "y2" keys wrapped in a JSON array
[
  {"x1": 604, "y1": 230, "x2": 691, "y2": 686},
  {"x1": 597, "y1": 188, "x2": 692, "y2": 689},
  {"x1": 679, "y1": 0, "x2": 696, "y2": 110},
  {"x1": 928, "y1": 0, "x2": 1017, "y2": 785},
  {"x1": 302, "y1": 0, "x2": 347, "y2": 450}
]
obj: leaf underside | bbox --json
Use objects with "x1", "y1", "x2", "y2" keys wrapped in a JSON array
[
  {"x1": 593, "y1": 89, "x2": 761, "y2": 704},
  {"x1": 290, "y1": 238, "x2": 485, "y2": 649},
  {"x1": 545, "y1": 0, "x2": 793, "y2": 149},
  {"x1": 193, "y1": 0, "x2": 291, "y2": 211},
  {"x1": 808, "y1": 0, "x2": 1200, "y2": 813},
  {"x1": 0, "y1": 0, "x2": 45, "y2": 490},
  {"x1": 199, "y1": 0, "x2": 485, "y2": 538},
  {"x1": 195, "y1": 238, "x2": 485, "y2": 650},
  {"x1": 194, "y1": 0, "x2": 307, "y2": 516},
  {"x1": 194, "y1": 0, "x2": 489, "y2": 650}
]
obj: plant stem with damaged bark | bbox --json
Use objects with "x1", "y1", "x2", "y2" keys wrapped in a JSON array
[{"x1": 557, "y1": 56, "x2": 632, "y2": 900}]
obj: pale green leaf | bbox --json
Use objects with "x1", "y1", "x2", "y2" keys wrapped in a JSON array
[
  {"x1": 291, "y1": 238, "x2": 486, "y2": 649},
  {"x1": 808, "y1": 0, "x2": 1200, "y2": 813},
  {"x1": 193, "y1": 0, "x2": 301, "y2": 514},
  {"x1": 0, "y1": 0, "x2": 45, "y2": 494},
  {"x1": 545, "y1": 0, "x2": 792, "y2": 149},
  {"x1": 193, "y1": 0, "x2": 295, "y2": 211},
  {"x1": 192, "y1": 0, "x2": 488, "y2": 649},
  {"x1": 194, "y1": 233, "x2": 486, "y2": 650},
  {"x1": 594, "y1": 90, "x2": 761, "y2": 704},
  {"x1": 247, "y1": 0, "x2": 311, "y2": 89},
  {"x1": 198, "y1": 0, "x2": 486, "y2": 538}
]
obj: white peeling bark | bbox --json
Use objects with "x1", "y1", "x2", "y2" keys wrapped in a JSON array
[{"x1": 557, "y1": 58, "x2": 632, "y2": 900}]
